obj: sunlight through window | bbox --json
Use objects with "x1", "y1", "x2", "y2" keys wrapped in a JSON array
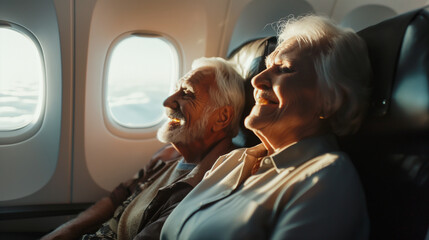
[
  {"x1": 0, "y1": 25, "x2": 44, "y2": 131},
  {"x1": 105, "y1": 34, "x2": 178, "y2": 128}
]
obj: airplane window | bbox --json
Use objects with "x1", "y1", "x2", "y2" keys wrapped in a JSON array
[
  {"x1": 0, "y1": 25, "x2": 44, "y2": 131},
  {"x1": 105, "y1": 34, "x2": 179, "y2": 128}
]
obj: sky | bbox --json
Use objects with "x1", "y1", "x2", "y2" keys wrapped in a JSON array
[
  {"x1": 0, "y1": 27, "x2": 43, "y2": 130},
  {"x1": 106, "y1": 35, "x2": 177, "y2": 127},
  {"x1": 0, "y1": 30, "x2": 177, "y2": 130}
]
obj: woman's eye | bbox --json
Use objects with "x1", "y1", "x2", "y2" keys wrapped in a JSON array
[{"x1": 278, "y1": 66, "x2": 293, "y2": 73}]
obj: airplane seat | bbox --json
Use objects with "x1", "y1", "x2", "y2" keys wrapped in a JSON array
[
  {"x1": 227, "y1": 9, "x2": 429, "y2": 238},
  {"x1": 228, "y1": 36, "x2": 277, "y2": 148},
  {"x1": 339, "y1": 6, "x2": 429, "y2": 240}
]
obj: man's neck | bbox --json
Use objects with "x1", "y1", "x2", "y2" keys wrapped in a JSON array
[{"x1": 173, "y1": 137, "x2": 235, "y2": 164}]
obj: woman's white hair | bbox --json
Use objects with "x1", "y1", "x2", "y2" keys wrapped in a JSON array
[
  {"x1": 192, "y1": 57, "x2": 245, "y2": 137},
  {"x1": 277, "y1": 15, "x2": 372, "y2": 136}
]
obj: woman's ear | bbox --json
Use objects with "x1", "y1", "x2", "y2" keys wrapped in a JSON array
[{"x1": 212, "y1": 105, "x2": 234, "y2": 132}]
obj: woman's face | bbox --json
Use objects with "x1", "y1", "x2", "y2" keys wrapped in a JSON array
[{"x1": 245, "y1": 39, "x2": 323, "y2": 152}]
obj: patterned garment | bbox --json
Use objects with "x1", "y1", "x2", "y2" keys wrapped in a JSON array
[
  {"x1": 82, "y1": 188, "x2": 143, "y2": 240},
  {"x1": 82, "y1": 158, "x2": 196, "y2": 240}
]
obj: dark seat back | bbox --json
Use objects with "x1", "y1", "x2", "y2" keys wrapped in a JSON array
[
  {"x1": 228, "y1": 36, "x2": 277, "y2": 148},
  {"x1": 341, "y1": 7, "x2": 429, "y2": 240}
]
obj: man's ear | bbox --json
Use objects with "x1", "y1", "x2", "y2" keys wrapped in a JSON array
[{"x1": 212, "y1": 105, "x2": 234, "y2": 132}]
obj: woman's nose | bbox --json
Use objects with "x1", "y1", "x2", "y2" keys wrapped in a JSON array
[{"x1": 251, "y1": 69, "x2": 272, "y2": 90}]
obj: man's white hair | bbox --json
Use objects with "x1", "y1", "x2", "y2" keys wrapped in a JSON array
[
  {"x1": 277, "y1": 15, "x2": 372, "y2": 136},
  {"x1": 192, "y1": 57, "x2": 245, "y2": 137}
]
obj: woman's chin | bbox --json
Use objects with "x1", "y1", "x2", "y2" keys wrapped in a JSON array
[{"x1": 245, "y1": 114, "x2": 266, "y2": 133}]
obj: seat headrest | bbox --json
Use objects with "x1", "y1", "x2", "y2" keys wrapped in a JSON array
[
  {"x1": 357, "y1": 7, "x2": 429, "y2": 136},
  {"x1": 227, "y1": 36, "x2": 277, "y2": 80},
  {"x1": 347, "y1": 7, "x2": 429, "y2": 239},
  {"x1": 228, "y1": 36, "x2": 277, "y2": 147}
]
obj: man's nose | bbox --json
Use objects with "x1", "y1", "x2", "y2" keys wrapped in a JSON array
[{"x1": 163, "y1": 91, "x2": 179, "y2": 109}]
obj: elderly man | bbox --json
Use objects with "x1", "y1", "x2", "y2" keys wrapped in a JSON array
[{"x1": 42, "y1": 57, "x2": 244, "y2": 240}]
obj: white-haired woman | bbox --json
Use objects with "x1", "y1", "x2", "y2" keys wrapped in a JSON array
[{"x1": 161, "y1": 15, "x2": 372, "y2": 240}]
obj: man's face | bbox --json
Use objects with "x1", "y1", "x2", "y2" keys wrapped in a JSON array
[{"x1": 157, "y1": 67, "x2": 218, "y2": 144}]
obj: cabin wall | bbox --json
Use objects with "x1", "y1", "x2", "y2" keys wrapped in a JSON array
[
  {"x1": 0, "y1": 0, "x2": 66, "y2": 205},
  {"x1": 0, "y1": 0, "x2": 427, "y2": 232}
]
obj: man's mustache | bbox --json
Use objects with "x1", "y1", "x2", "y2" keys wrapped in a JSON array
[{"x1": 165, "y1": 109, "x2": 185, "y2": 120}]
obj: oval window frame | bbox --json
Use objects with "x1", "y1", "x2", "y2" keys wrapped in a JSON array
[
  {"x1": 102, "y1": 31, "x2": 181, "y2": 139},
  {"x1": 0, "y1": 21, "x2": 46, "y2": 144}
]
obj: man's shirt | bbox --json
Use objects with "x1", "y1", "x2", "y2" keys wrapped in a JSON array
[{"x1": 82, "y1": 158, "x2": 197, "y2": 240}]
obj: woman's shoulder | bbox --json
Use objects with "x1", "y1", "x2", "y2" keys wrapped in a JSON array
[
  {"x1": 295, "y1": 151, "x2": 362, "y2": 189},
  {"x1": 303, "y1": 151, "x2": 354, "y2": 173}
]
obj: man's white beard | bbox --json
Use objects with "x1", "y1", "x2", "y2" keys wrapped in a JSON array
[{"x1": 157, "y1": 108, "x2": 211, "y2": 145}]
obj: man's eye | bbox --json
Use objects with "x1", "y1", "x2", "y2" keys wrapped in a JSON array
[
  {"x1": 183, "y1": 90, "x2": 194, "y2": 98},
  {"x1": 278, "y1": 66, "x2": 293, "y2": 73}
]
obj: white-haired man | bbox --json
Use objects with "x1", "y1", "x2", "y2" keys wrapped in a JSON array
[{"x1": 42, "y1": 57, "x2": 244, "y2": 240}]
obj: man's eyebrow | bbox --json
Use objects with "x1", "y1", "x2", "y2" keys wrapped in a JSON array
[
  {"x1": 177, "y1": 78, "x2": 195, "y2": 92},
  {"x1": 183, "y1": 81, "x2": 195, "y2": 92}
]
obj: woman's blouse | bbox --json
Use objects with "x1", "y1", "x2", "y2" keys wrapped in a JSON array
[{"x1": 161, "y1": 134, "x2": 369, "y2": 240}]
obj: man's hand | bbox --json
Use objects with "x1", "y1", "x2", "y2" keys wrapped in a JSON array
[
  {"x1": 40, "y1": 197, "x2": 116, "y2": 240},
  {"x1": 40, "y1": 222, "x2": 79, "y2": 240}
]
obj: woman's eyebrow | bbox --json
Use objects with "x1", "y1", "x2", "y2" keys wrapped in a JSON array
[
  {"x1": 265, "y1": 53, "x2": 295, "y2": 68},
  {"x1": 265, "y1": 54, "x2": 275, "y2": 67}
]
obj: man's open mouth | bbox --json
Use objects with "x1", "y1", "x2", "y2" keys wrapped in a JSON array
[{"x1": 167, "y1": 116, "x2": 184, "y2": 127}]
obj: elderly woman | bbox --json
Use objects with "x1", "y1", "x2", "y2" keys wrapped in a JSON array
[{"x1": 161, "y1": 15, "x2": 372, "y2": 240}]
